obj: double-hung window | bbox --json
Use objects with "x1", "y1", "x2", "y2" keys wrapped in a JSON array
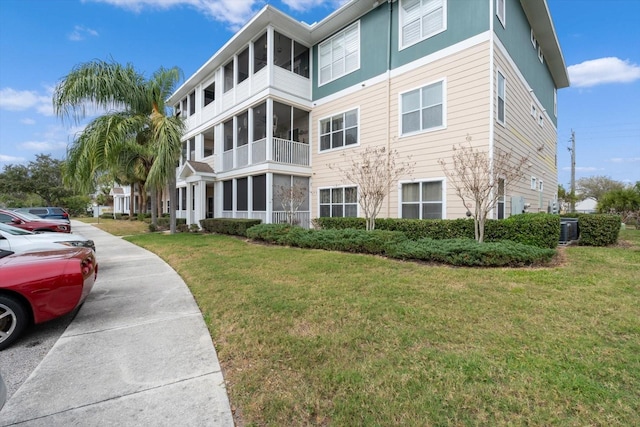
[
  {"x1": 318, "y1": 22, "x2": 359, "y2": 86},
  {"x1": 496, "y1": 0, "x2": 506, "y2": 27},
  {"x1": 401, "y1": 80, "x2": 444, "y2": 135},
  {"x1": 401, "y1": 180, "x2": 444, "y2": 219},
  {"x1": 319, "y1": 187, "x2": 358, "y2": 217},
  {"x1": 320, "y1": 109, "x2": 358, "y2": 151},
  {"x1": 497, "y1": 71, "x2": 506, "y2": 125},
  {"x1": 400, "y1": 0, "x2": 446, "y2": 49}
]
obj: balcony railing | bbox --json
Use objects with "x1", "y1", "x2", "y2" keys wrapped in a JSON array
[
  {"x1": 222, "y1": 210, "x2": 310, "y2": 228},
  {"x1": 221, "y1": 137, "x2": 310, "y2": 172}
]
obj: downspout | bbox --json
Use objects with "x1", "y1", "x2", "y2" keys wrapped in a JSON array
[
  {"x1": 488, "y1": 0, "x2": 496, "y2": 219},
  {"x1": 386, "y1": 0, "x2": 393, "y2": 217}
]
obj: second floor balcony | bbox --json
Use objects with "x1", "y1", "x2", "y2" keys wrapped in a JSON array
[{"x1": 222, "y1": 137, "x2": 310, "y2": 171}]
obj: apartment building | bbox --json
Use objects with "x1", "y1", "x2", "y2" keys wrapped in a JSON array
[{"x1": 167, "y1": 0, "x2": 569, "y2": 228}]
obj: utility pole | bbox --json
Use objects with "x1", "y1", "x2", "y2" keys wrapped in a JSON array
[{"x1": 569, "y1": 130, "x2": 576, "y2": 212}]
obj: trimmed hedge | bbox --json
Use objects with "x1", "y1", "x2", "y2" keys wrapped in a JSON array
[
  {"x1": 576, "y1": 214, "x2": 621, "y2": 246},
  {"x1": 314, "y1": 214, "x2": 560, "y2": 249},
  {"x1": 157, "y1": 217, "x2": 186, "y2": 228},
  {"x1": 246, "y1": 224, "x2": 555, "y2": 267},
  {"x1": 200, "y1": 218, "x2": 262, "y2": 236},
  {"x1": 386, "y1": 238, "x2": 556, "y2": 267}
]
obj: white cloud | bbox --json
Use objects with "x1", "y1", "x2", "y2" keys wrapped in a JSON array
[
  {"x1": 21, "y1": 118, "x2": 36, "y2": 125},
  {"x1": 281, "y1": 0, "x2": 341, "y2": 12},
  {"x1": 0, "y1": 154, "x2": 26, "y2": 163},
  {"x1": 68, "y1": 25, "x2": 99, "y2": 41},
  {"x1": 0, "y1": 87, "x2": 53, "y2": 116},
  {"x1": 568, "y1": 57, "x2": 640, "y2": 88},
  {"x1": 88, "y1": 0, "x2": 260, "y2": 29},
  {"x1": 609, "y1": 157, "x2": 640, "y2": 163},
  {"x1": 20, "y1": 141, "x2": 68, "y2": 151}
]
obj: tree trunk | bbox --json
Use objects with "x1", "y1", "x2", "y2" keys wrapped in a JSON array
[
  {"x1": 169, "y1": 170, "x2": 177, "y2": 234},
  {"x1": 150, "y1": 186, "x2": 157, "y2": 226}
]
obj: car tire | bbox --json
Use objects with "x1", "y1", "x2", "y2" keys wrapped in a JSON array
[{"x1": 0, "y1": 295, "x2": 29, "y2": 350}]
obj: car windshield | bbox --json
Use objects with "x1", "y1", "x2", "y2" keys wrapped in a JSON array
[
  {"x1": 0, "y1": 223, "x2": 34, "y2": 235},
  {"x1": 11, "y1": 211, "x2": 43, "y2": 221}
]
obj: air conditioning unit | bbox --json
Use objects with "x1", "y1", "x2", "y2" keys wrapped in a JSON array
[{"x1": 559, "y1": 218, "x2": 579, "y2": 245}]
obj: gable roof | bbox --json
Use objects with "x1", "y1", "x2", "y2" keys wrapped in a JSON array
[{"x1": 178, "y1": 160, "x2": 215, "y2": 179}]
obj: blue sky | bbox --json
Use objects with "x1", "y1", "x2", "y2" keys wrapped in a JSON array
[{"x1": 1, "y1": 0, "x2": 639, "y2": 189}]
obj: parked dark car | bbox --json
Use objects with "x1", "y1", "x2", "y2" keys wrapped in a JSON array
[
  {"x1": 0, "y1": 247, "x2": 97, "y2": 350},
  {"x1": 13, "y1": 207, "x2": 70, "y2": 223},
  {"x1": 0, "y1": 209, "x2": 71, "y2": 233}
]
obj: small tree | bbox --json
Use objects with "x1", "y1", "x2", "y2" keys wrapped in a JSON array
[
  {"x1": 439, "y1": 137, "x2": 528, "y2": 243},
  {"x1": 330, "y1": 146, "x2": 414, "y2": 231},
  {"x1": 597, "y1": 187, "x2": 640, "y2": 225},
  {"x1": 274, "y1": 181, "x2": 308, "y2": 225},
  {"x1": 576, "y1": 175, "x2": 625, "y2": 202}
]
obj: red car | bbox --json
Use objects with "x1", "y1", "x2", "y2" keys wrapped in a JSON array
[
  {"x1": 0, "y1": 247, "x2": 98, "y2": 350},
  {"x1": 0, "y1": 209, "x2": 71, "y2": 233}
]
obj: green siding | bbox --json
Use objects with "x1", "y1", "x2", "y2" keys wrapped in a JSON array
[
  {"x1": 313, "y1": 4, "x2": 389, "y2": 100},
  {"x1": 313, "y1": 0, "x2": 489, "y2": 101},
  {"x1": 494, "y1": 0, "x2": 557, "y2": 126},
  {"x1": 390, "y1": 0, "x2": 489, "y2": 68}
]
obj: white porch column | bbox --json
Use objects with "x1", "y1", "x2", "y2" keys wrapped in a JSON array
[
  {"x1": 195, "y1": 181, "x2": 206, "y2": 227},
  {"x1": 266, "y1": 172, "x2": 273, "y2": 224}
]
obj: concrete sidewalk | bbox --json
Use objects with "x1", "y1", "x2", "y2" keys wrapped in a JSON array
[{"x1": 0, "y1": 221, "x2": 234, "y2": 426}]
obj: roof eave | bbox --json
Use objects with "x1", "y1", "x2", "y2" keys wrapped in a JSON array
[{"x1": 520, "y1": 0, "x2": 570, "y2": 89}]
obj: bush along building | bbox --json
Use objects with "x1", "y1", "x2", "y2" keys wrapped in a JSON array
[{"x1": 166, "y1": 0, "x2": 569, "y2": 229}]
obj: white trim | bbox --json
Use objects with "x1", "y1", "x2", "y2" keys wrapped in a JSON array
[
  {"x1": 530, "y1": 176, "x2": 537, "y2": 190},
  {"x1": 496, "y1": 0, "x2": 506, "y2": 28},
  {"x1": 530, "y1": 29, "x2": 537, "y2": 49},
  {"x1": 537, "y1": 45, "x2": 544, "y2": 63},
  {"x1": 397, "y1": 177, "x2": 447, "y2": 220},
  {"x1": 317, "y1": 107, "x2": 361, "y2": 153},
  {"x1": 318, "y1": 21, "x2": 361, "y2": 87},
  {"x1": 398, "y1": 77, "x2": 447, "y2": 137},
  {"x1": 398, "y1": 0, "x2": 447, "y2": 51},
  {"x1": 317, "y1": 185, "x2": 359, "y2": 218},
  {"x1": 313, "y1": 31, "x2": 490, "y2": 108},
  {"x1": 496, "y1": 68, "x2": 506, "y2": 126}
]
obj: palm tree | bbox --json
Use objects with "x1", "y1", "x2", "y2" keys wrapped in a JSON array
[{"x1": 53, "y1": 60, "x2": 185, "y2": 232}]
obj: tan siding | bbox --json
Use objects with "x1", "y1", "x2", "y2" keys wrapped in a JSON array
[
  {"x1": 311, "y1": 42, "x2": 492, "y2": 220},
  {"x1": 493, "y1": 45, "x2": 558, "y2": 216}
]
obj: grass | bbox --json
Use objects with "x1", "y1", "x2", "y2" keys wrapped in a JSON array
[
  {"x1": 76, "y1": 217, "x2": 149, "y2": 236},
  {"x1": 110, "y1": 227, "x2": 640, "y2": 426}
]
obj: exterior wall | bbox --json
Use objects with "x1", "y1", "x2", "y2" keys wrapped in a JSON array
[
  {"x1": 493, "y1": 44, "x2": 558, "y2": 215},
  {"x1": 494, "y1": 0, "x2": 557, "y2": 125},
  {"x1": 311, "y1": 41, "x2": 492, "y2": 220}
]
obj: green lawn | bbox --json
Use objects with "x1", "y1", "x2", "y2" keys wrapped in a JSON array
[{"x1": 123, "y1": 229, "x2": 639, "y2": 426}]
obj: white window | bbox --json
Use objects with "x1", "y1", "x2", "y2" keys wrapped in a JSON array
[
  {"x1": 539, "y1": 180, "x2": 544, "y2": 192},
  {"x1": 401, "y1": 80, "x2": 445, "y2": 135},
  {"x1": 497, "y1": 178, "x2": 505, "y2": 219},
  {"x1": 400, "y1": 0, "x2": 446, "y2": 49},
  {"x1": 538, "y1": 45, "x2": 544, "y2": 63},
  {"x1": 531, "y1": 176, "x2": 537, "y2": 190},
  {"x1": 497, "y1": 71, "x2": 506, "y2": 125},
  {"x1": 538, "y1": 114, "x2": 544, "y2": 127},
  {"x1": 319, "y1": 187, "x2": 358, "y2": 217},
  {"x1": 530, "y1": 29, "x2": 537, "y2": 49},
  {"x1": 496, "y1": 0, "x2": 506, "y2": 27},
  {"x1": 531, "y1": 103, "x2": 537, "y2": 118},
  {"x1": 318, "y1": 22, "x2": 360, "y2": 86},
  {"x1": 319, "y1": 109, "x2": 358, "y2": 152},
  {"x1": 401, "y1": 180, "x2": 444, "y2": 219}
]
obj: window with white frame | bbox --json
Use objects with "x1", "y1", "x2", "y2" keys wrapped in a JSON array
[
  {"x1": 401, "y1": 80, "x2": 444, "y2": 135},
  {"x1": 531, "y1": 103, "x2": 537, "y2": 118},
  {"x1": 496, "y1": 0, "x2": 505, "y2": 27},
  {"x1": 538, "y1": 46, "x2": 544, "y2": 63},
  {"x1": 538, "y1": 114, "x2": 544, "y2": 127},
  {"x1": 318, "y1": 22, "x2": 359, "y2": 86},
  {"x1": 400, "y1": 0, "x2": 446, "y2": 49},
  {"x1": 319, "y1": 109, "x2": 358, "y2": 151},
  {"x1": 319, "y1": 187, "x2": 358, "y2": 217},
  {"x1": 530, "y1": 29, "x2": 537, "y2": 49},
  {"x1": 401, "y1": 180, "x2": 444, "y2": 219},
  {"x1": 539, "y1": 180, "x2": 544, "y2": 192},
  {"x1": 497, "y1": 178, "x2": 505, "y2": 219},
  {"x1": 531, "y1": 176, "x2": 537, "y2": 190},
  {"x1": 497, "y1": 71, "x2": 506, "y2": 125}
]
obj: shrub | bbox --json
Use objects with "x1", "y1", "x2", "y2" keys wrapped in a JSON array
[
  {"x1": 387, "y1": 238, "x2": 556, "y2": 267},
  {"x1": 246, "y1": 223, "x2": 294, "y2": 243},
  {"x1": 200, "y1": 218, "x2": 262, "y2": 236},
  {"x1": 485, "y1": 213, "x2": 560, "y2": 249},
  {"x1": 148, "y1": 223, "x2": 157, "y2": 232},
  {"x1": 157, "y1": 217, "x2": 186, "y2": 229},
  {"x1": 313, "y1": 217, "x2": 366, "y2": 230},
  {"x1": 577, "y1": 214, "x2": 621, "y2": 246}
]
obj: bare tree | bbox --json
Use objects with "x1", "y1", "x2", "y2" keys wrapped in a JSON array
[
  {"x1": 576, "y1": 175, "x2": 625, "y2": 202},
  {"x1": 330, "y1": 146, "x2": 414, "y2": 231},
  {"x1": 275, "y1": 181, "x2": 308, "y2": 225},
  {"x1": 439, "y1": 137, "x2": 528, "y2": 243}
]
